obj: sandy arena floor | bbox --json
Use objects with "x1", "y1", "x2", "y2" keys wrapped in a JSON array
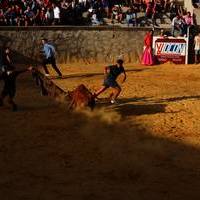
[{"x1": 1, "y1": 63, "x2": 200, "y2": 200}]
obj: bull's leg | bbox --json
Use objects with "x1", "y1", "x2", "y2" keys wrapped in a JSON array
[{"x1": 68, "y1": 99, "x2": 75, "y2": 110}]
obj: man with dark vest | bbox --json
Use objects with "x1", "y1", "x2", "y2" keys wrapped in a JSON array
[{"x1": 93, "y1": 59, "x2": 126, "y2": 104}]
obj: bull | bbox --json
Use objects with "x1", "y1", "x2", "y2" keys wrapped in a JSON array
[{"x1": 68, "y1": 84, "x2": 95, "y2": 110}]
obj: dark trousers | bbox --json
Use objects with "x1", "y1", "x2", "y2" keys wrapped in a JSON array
[
  {"x1": 0, "y1": 87, "x2": 17, "y2": 110},
  {"x1": 42, "y1": 57, "x2": 62, "y2": 76}
]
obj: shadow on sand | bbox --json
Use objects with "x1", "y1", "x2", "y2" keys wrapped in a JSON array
[
  {"x1": 48, "y1": 68, "x2": 151, "y2": 80},
  {"x1": 157, "y1": 95, "x2": 200, "y2": 103},
  {"x1": 112, "y1": 103, "x2": 166, "y2": 116}
]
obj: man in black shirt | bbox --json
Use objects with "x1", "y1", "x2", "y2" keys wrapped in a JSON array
[
  {"x1": 0, "y1": 65, "x2": 32, "y2": 111},
  {"x1": 1, "y1": 47, "x2": 13, "y2": 72},
  {"x1": 94, "y1": 59, "x2": 126, "y2": 104}
]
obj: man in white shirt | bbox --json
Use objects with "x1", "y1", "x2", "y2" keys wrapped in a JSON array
[
  {"x1": 52, "y1": 3, "x2": 60, "y2": 25},
  {"x1": 171, "y1": 15, "x2": 184, "y2": 37},
  {"x1": 194, "y1": 32, "x2": 200, "y2": 64}
]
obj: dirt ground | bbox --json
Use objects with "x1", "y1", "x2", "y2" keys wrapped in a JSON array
[{"x1": 1, "y1": 63, "x2": 200, "y2": 200}]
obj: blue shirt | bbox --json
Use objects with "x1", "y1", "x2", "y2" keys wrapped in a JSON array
[{"x1": 43, "y1": 43, "x2": 55, "y2": 59}]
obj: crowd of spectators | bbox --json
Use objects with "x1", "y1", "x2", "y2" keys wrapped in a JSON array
[
  {"x1": 171, "y1": 11, "x2": 194, "y2": 37},
  {"x1": 0, "y1": 0, "x2": 194, "y2": 29}
]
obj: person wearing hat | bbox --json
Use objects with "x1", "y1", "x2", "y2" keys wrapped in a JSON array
[
  {"x1": 0, "y1": 65, "x2": 33, "y2": 111},
  {"x1": 93, "y1": 59, "x2": 126, "y2": 104}
]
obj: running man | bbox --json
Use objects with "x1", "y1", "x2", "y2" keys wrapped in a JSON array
[
  {"x1": 41, "y1": 38, "x2": 62, "y2": 77},
  {"x1": 0, "y1": 65, "x2": 32, "y2": 111},
  {"x1": 94, "y1": 59, "x2": 126, "y2": 104}
]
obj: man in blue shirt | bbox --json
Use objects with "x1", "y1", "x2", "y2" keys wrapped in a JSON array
[
  {"x1": 41, "y1": 38, "x2": 62, "y2": 77},
  {"x1": 93, "y1": 59, "x2": 126, "y2": 104}
]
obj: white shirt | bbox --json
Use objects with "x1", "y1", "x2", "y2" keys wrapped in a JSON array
[
  {"x1": 194, "y1": 35, "x2": 200, "y2": 50},
  {"x1": 79, "y1": 0, "x2": 87, "y2": 3},
  {"x1": 53, "y1": 6, "x2": 60, "y2": 19},
  {"x1": 172, "y1": 17, "x2": 183, "y2": 27}
]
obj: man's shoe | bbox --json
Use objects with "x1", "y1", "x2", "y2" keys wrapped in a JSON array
[{"x1": 111, "y1": 100, "x2": 117, "y2": 104}]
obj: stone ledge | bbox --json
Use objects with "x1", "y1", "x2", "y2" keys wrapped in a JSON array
[{"x1": 0, "y1": 25, "x2": 163, "y2": 32}]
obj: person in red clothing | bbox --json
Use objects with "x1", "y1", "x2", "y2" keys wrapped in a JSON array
[{"x1": 141, "y1": 30, "x2": 154, "y2": 66}]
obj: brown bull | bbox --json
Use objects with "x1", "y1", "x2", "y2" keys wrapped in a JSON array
[{"x1": 68, "y1": 84, "x2": 95, "y2": 110}]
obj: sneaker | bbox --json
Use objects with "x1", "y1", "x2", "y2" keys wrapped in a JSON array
[
  {"x1": 111, "y1": 100, "x2": 116, "y2": 104},
  {"x1": 45, "y1": 73, "x2": 50, "y2": 77}
]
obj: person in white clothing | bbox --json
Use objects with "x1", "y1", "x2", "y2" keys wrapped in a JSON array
[
  {"x1": 194, "y1": 32, "x2": 200, "y2": 64},
  {"x1": 52, "y1": 3, "x2": 60, "y2": 25},
  {"x1": 171, "y1": 15, "x2": 184, "y2": 37}
]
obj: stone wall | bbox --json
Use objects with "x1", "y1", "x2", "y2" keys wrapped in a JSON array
[{"x1": 0, "y1": 26, "x2": 159, "y2": 64}]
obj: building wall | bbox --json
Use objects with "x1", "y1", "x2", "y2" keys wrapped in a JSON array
[{"x1": 0, "y1": 27, "x2": 159, "y2": 64}]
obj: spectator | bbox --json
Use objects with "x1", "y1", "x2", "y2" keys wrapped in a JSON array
[
  {"x1": 45, "y1": 7, "x2": 54, "y2": 25},
  {"x1": 183, "y1": 11, "x2": 193, "y2": 26},
  {"x1": 0, "y1": 0, "x2": 189, "y2": 27},
  {"x1": 126, "y1": 7, "x2": 137, "y2": 26},
  {"x1": 91, "y1": 9, "x2": 102, "y2": 25},
  {"x1": 169, "y1": 0, "x2": 179, "y2": 21},
  {"x1": 171, "y1": 14, "x2": 184, "y2": 37},
  {"x1": 193, "y1": 0, "x2": 200, "y2": 8},
  {"x1": 164, "y1": 0, "x2": 171, "y2": 12},
  {"x1": 101, "y1": 0, "x2": 109, "y2": 18},
  {"x1": 144, "y1": 1, "x2": 153, "y2": 26},
  {"x1": 152, "y1": 0, "x2": 163, "y2": 27},
  {"x1": 52, "y1": 3, "x2": 60, "y2": 25},
  {"x1": 194, "y1": 32, "x2": 200, "y2": 64},
  {"x1": 0, "y1": 9, "x2": 5, "y2": 25},
  {"x1": 111, "y1": 5, "x2": 123, "y2": 24}
]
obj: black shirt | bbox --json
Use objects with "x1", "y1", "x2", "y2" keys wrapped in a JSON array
[
  {"x1": 106, "y1": 65, "x2": 125, "y2": 81},
  {"x1": 0, "y1": 69, "x2": 27, "y2": 90},
  {"x1": 2, "y1": 52, "x2": 11, "y2": 66}
]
